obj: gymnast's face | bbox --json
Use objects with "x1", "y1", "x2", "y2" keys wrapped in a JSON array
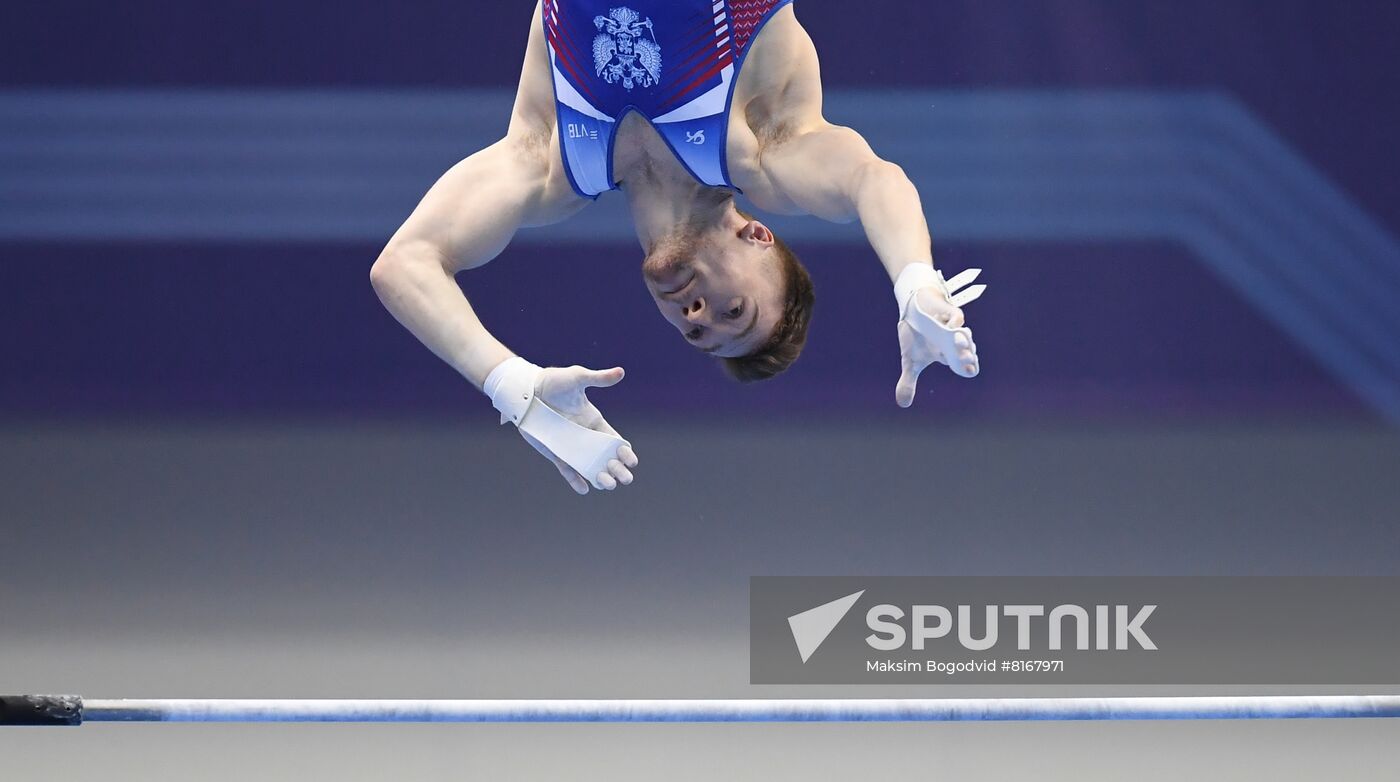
[{"x1": 642, "y1": 219, "x2": 786, "y2": 358}]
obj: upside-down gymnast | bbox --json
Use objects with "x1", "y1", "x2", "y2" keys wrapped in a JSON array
[{"x1": 370, "y1": 0, "x2": 986, "y2": 494}]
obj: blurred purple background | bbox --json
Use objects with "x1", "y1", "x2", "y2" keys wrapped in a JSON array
[{"x1": 5, "y1": 0, "x2": 1398, "y2": 423}]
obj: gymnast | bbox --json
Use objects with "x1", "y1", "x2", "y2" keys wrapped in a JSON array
[{"x1": 370, "y1": 0, "x2": 986, "y2": 494}]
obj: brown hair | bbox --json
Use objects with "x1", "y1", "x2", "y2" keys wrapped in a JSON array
[{"x1": 719, "y1": 232, "x2": 815, "y2": 382}]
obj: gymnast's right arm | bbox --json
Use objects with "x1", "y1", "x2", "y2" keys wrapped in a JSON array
[
  {"x1": 370, "y1": 137, "x2": 540, "y2": 391},
  {"x1": 370, "y1": 136, "x2": 637, "y2": 495}
]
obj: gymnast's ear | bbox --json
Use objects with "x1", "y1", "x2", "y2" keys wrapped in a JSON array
[{"x1": 738, "y1": 220, "x2": 774, "y2": 246}]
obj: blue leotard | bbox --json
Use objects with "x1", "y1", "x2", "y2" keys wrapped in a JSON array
[{"x1": 541, "y1": 0, "x2": 794, "y2": 198}]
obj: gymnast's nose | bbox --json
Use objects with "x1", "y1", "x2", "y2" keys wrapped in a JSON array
[{"x1": 682, "y1": 297, "x2": 705, "y2": 321}]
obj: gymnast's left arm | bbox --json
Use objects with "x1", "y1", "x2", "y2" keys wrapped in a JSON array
[{"x1": 761, "y1": 123, "x2": 987, "y2": 407}]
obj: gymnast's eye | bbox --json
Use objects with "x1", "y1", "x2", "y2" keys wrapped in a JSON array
[
  {"x1": 685, "y1": 327, "x2": 703, "y2": 341},
  {"x1": 723, "y1": 302, "x2": 744, "y2": 321}
]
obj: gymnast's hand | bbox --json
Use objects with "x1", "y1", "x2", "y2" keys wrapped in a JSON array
[
  {"x1": 518, "y1": 365, "x2": 638, "y2": 495},
  {"x1": 893, "y1": 268, "x2": 985, "y2": 408}
]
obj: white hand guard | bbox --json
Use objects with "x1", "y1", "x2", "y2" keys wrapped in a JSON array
[
  {"x1": 894, "y1": 264, "x2": 986, "y2": 378},
  {"x1": 484, "y1": 357, "x2": 631, "y2": 491}
]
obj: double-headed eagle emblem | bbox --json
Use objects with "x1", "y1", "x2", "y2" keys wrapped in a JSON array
[{"x1": 592, "y1": 7, "x2": 662, "y2": 90}]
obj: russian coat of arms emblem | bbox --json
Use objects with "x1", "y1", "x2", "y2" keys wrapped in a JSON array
[{"x1": 592, "y1": 7, "x2": 663, "y2": 90}]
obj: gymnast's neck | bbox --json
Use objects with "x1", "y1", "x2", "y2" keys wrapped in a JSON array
[{"x1": 619, "y1": 165, "x2": 736, "y2": 253}]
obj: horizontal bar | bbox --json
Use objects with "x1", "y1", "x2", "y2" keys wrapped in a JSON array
[{"x1": 76, "y1": 696, "x2": 1400, "y2": 724}]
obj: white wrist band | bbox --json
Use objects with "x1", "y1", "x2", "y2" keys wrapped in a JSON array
[
  {"x1": 893, "y1": 264, "x2": 948, "y2": 315},
  {"x1": 894, "y1": 263, "x2": 987, "y2": 317},
  {"x1": 484, "y1": 356, "x2": 540, "y2": 425}
]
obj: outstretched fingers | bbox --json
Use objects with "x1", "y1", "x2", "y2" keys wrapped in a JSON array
[{"x1": 529, "y1": 365, "x2": 639, "y2": 494}]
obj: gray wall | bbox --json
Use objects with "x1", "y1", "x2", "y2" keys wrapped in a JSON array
[{"x1": 5, "y1": 420, "x2": 1398, "y2": 779}]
